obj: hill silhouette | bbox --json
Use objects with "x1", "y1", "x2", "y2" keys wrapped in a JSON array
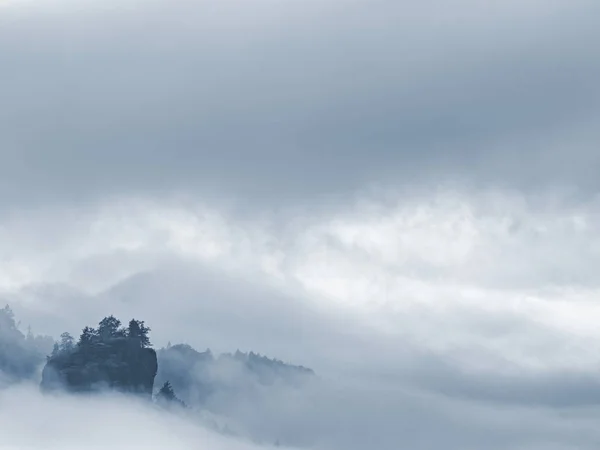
[
  {"x1": 1, "y1": 305, "x2": 314, "y2": 414},
  {"x1": 41, "y1": 315, "x2": 157, "y2": 397}
]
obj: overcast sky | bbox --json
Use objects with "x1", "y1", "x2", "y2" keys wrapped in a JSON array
[{"x1": 2, "y1": 0, "x2": 600, "y2": 449}]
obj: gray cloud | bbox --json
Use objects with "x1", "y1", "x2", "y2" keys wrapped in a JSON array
[
  {"x1": 1, "y1": 0, "x2": 599, "y2": 211},
  {"x1": 2, "y1": 0, "x2": 600, "y2": 448},
  {"x1": 4, "y1": 376, "x2": 600, "y2": 450},
  {"x1": 5, "y1": 207, "x2": 600, "y2": 448},
  {"x1": 0, "y1": 385, "x2": 271, "y2": 450},
  {"x1": 9, "y1": 259, "x2": 600, "y2": 409}
]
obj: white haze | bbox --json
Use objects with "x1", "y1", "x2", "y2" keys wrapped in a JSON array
[
  {"x1": 0, "y1": 384, "x2": 268, "y2": 450},
  {"x1": 1, "y1": 0, "x2": 600, "y2": 448},
  {"x1": 3, "y1": 377, "x2": 600, "y2": 450},
  {"x1": 3, "y1": 189, "x2": 600, "y2": 449}
]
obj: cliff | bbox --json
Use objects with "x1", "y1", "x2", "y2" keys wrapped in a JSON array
[
  {"x1": 40, "y1": 316, "x2": 157, "y2": 398},
  {"x1": 41, "y1": 337, "x2": 157, "y2": 396}
]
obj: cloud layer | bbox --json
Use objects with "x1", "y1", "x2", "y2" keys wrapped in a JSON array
[
  {"x1": 1, "y1": 0, "x2": 600, "y2": 210},
  {"x1": 2, "y1": 0, "x2": 600, "y2": 448}
]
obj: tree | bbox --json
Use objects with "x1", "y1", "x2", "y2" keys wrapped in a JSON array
[
  {"x1": 1, "y1": 304, "x2": 14, "y2": 320},
  {"x1": 0, "y1": 305, "x2": 54, "y2": 380},
  {"x1": 97, "y1": 315, "x2": 124, "y2": 340},
  {"x1": 49, "y1": 342, "x2": 60, "y2": 359},
  {"x1": 156, "y1": 381, "x2": 185, "y2": 407},
  {"x1": 59, "y1": 332, "x2": 74, "y2": 353},
  {"x1": 26, "y1": 326, "x2": 34, "y2": 342},
  {"x1": 78, "y1": 326, "x2": 97, "y2": 347},
  {"x1": 157, "y1": 381, "x2": 176, "y2": 400},
  {"x1": 0, "y1": 304, "x2": 17, "y2": 332},
  {"x1": 127, "y1": 319, "x2": 151, "y2": 348}
]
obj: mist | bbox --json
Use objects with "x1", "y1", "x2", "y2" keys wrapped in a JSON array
[
  {"x1": 2, "y1": 0, "x2": 600, "y2": 448},
  {"x1": 0, "y1": 384, "x2": 268, "y2": 450}
]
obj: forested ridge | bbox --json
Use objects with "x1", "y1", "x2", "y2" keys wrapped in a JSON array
[{"x1": 0, "y1": 305, "x2": 314, "y2": 408}]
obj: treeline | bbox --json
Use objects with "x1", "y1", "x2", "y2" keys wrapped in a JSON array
[
  {"x1": 3, "y1": 305, "x2": 313, "y2": 410},
  {"x1": 0, "y1": 305, "x2": 53, "y2": 384},
  {"x1": 50, "y1": 315, "x2": 152, "y2": 358},
  {"x1": 41, "y1": 314, "x2": 158, "y2": 396},
  {"x1": 155, "y1": 343, "x2": 315, "y2": 408}
]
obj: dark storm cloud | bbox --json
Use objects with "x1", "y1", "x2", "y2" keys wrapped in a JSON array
[{"x1": 1, "y1": 0, "x2": 599, "y2": 210}]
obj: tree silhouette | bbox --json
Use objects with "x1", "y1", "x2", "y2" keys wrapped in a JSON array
[
  {"x1": 158, "y1": 381, "x2": 176, "y2": 400},
  {"x1": 156, "y1": 380, "x2": 185, "y2": 407},
  {"x1": 78, "y1": 326, "x2": 97, "y2": 347},
  {"x1": 50, "y1": 342, "x2": 60, "y2": 359},
  {"x1": 0, "y1": 304, "x2": 53, "y2": 379},
  {"x1": 97, "y1": 315, "x2": 124, "y2": 340},
  {"x1": 43, "y1": 315, "x2": 157, "y2": 397},
  {"x1": 128, "y1": 319, "x2": 151, "y2": 348},
  {"x1": 0, "y1": 305, "x2": 17, "y2": 334},
  {"x1": 59, "y1": 332, "x2": 74, "y2": 353}
]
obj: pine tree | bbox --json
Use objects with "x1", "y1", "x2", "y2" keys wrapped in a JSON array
[
  {"x1": 156, "y1": 381, "x2": 185, "y2": 407},
  {"x1": 78, "y1": 326, "x2": 97, "y2": 347},
  {"x1": 127, "y1": 319, "x2": 151, "y2": 348},
  {"x1": 97, "y1": 315, "x2": 123, "y2": 340},
  {"x1": 26, "y1": 326, "x2": 34, "y2": 342},
  {"x1": 59, "y1": 332, "x2": 74, "y2": 353},
  {"x1": 157, "y1": 381, "x2": 176, "y2": 401},
  {"x1": 49, "y1": 342, "x2": 60, "y2": 359},
  {"x1": 0, "y1": 304, "x2": 16, "y2": 331}
]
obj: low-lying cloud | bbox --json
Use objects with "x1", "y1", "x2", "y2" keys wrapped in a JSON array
[
  {"x1": 4, "y1": 190, "x2": 600, "y2": 447},
  {"x1": 4, "y1": 188, "x2": 600, "y2": 388},
  {"x1": 3, "y1": 376, "x2": 600, "y2": 450},
  {"x1": 0, "y1": 384, "x2": 270, "y2": 450}
]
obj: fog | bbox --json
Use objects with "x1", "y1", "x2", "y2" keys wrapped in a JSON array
[
  {"x1": 2, "y1": 0, "x2": 600, "y2": 448},
  {"x1": 3, "y1": 373, "x2": 600, "y2": 450},
  {"x1": 1, "y1": 0, "x2": 599, "y2": 210},
  {"x1": 0, "y1": 385, "x2": 266, "y2": 450},
  {"x1": 4, "y1": 189, "x2": 600, "y2": 448}
]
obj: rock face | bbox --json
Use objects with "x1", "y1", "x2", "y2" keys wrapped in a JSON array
[{"x1": 41, "y1": 337, "x2": 157, "y2": 397}]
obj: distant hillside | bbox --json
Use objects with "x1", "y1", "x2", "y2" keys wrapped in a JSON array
[
  {"x1": 156, "y1": 343, "x2": 314, "y2": 407},
  {"x1": 0, "y1": 304, "x2": 314, "y2": 420},
  {"x1": 0, "y1": 305, "x2": 54, "y2": 386}
]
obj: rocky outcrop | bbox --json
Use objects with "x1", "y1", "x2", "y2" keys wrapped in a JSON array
[{"x1": 41, "y1": 337, "x2": 157, "y2": 397}]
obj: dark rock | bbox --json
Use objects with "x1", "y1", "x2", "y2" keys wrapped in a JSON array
[{"x1": 41, "y1": 337, "x2": 157, "y2": 397}]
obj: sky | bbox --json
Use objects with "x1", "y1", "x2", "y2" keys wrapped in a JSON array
[{"x1": 1, "y1": 0, "x2": 600, "y2": 448}]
